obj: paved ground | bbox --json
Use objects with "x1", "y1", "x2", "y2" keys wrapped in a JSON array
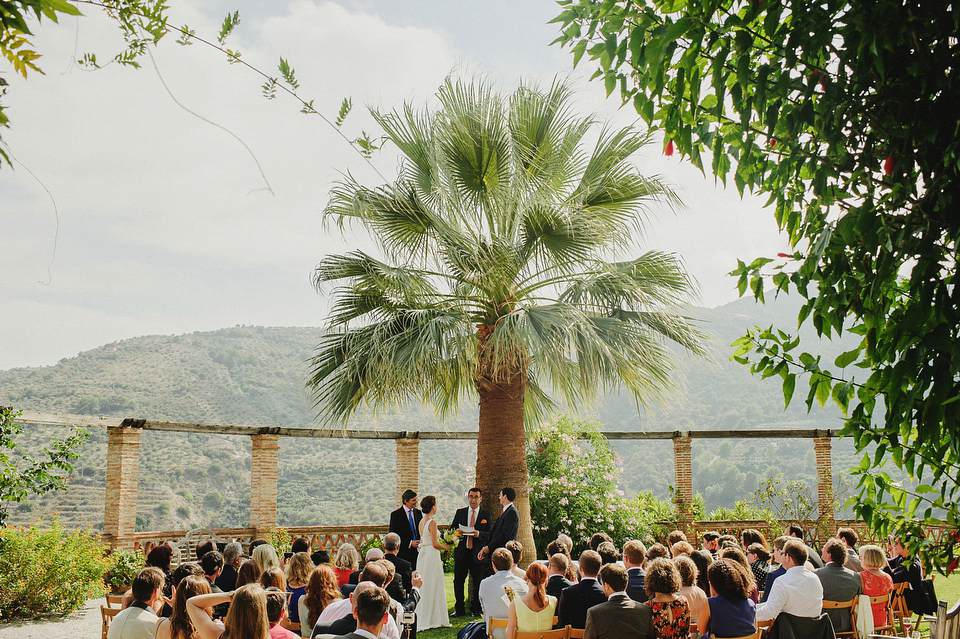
[{"x1": 0, "y1": 598, "x2": 101, "y2": 639}]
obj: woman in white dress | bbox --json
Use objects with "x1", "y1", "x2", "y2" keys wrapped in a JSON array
[{"x1": 416, "y1": 495, "x2": 451, "y2": 629}]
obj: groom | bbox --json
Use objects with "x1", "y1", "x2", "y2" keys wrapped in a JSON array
[
  {"x1": 450, "y1": 487, "x2": 491, "y2": 617},
  {"x1": 477, "y1": 487, "x2": 519, "y2": 563},
  {"x1": 389, "y1": 489, "x2": 422, "y2": 569}
]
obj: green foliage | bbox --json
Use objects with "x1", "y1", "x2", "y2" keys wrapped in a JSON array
[
  {"x1": 706, "y1": 500, "x2": 773, "y2": 524},
  {"x1": 203, "y1": 490, "x2": 224, "y2": 510},
  {"x1": 0, "y1": 407, "x2": 87, "y2": 527},
  {"x1": 528, "y1": 416, "x2": 672, "y2": 552},
  {"x1": 75, "y1": 394, "x2": 135, "y2": 415},
  {"x1": 268, "y1": 526, "x2": 291, "y2": 554},
  {"x1": 0, "y1": 517, "x2": 108, "y2": 618},
  {"x1": 104, "y1": 547, "x2": 144, "y2": 592},
  {"x1": 554, "y1": 0, "x2": 960, "y2": 572}
]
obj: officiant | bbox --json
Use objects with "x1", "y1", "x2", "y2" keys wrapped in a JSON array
[{"x1": 450, "y1": 487, "x2": 491, "y2": 616}]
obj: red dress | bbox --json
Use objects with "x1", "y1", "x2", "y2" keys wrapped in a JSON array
[
  {"x1": 649, "y1": 598, "x2": 691, "y2": 638},
  {"x1": 861, "y1": 569, "x2": 894, "y2": 627},
  {"x1": 332, "y1": 566, "x2": 353, "y2": 588}
]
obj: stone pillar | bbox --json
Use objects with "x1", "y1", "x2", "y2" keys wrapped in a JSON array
[
  {"x1": 814, "y1": 436, "x2": 835, "y2": 523},
  {"x1": 250, "y1": 434, "x2": 279, "y2": 536},
  {"x1": 673, "y1": 434, "x2": 694, "y2": 532},
  {"x1": 396, "y1": 436, "x2": 420, "y2": 507},
  {"x1": 104, "y1": 425, "x2": 141, "y2": 550}
]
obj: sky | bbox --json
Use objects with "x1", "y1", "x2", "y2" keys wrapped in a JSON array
[{"x1": 0, "y1": 0, "x2": 790, "y2": 370}]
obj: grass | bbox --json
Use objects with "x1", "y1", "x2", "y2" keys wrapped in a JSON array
[{"x1": 417, "y1": 571, "x2": 960, "y2": 639}]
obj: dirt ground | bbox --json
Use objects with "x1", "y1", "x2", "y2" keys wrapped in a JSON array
[{"x1": 0, "y1": 598, "x2": 101, "y2": 639}]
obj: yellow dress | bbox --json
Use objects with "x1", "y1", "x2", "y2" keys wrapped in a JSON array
[{"x1": 515, "y1": 595, "x2": 558, "y2": 631}]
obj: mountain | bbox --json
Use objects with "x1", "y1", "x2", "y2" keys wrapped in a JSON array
[{"x1": 1, "y1": 294, "x2": 864, "y2": 531}]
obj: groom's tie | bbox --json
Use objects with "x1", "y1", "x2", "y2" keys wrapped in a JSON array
[{"x1": 408, "y1": 510, "x2": 418, "y2": 540}]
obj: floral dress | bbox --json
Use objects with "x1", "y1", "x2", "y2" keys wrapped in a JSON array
[{"x1": 649, "y1": 598, "x2": 691, "y2": 638}]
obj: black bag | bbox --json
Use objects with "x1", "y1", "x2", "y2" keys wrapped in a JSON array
[
  {"x1": 912, "y1": 578, "x2": 939, "y2": 615},
  {"x1": 457, "y1": 621, "x2": 488, "y2": 639}
]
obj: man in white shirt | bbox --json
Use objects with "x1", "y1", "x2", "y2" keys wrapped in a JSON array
[
  {"x1": 316, "y1": 563, "x2": 402, "y2": 639},
  {"x1": 107, "y1": 567, "x2": 165, "y2": 639},
  {"x1": 756, "y1": 538, "x2": 824, "y2": 623},
  {"x1": 479, "y1": 548, "x2": 528, "y2": 639},
  {"x1": 331, "y1": 585, "x2": 392, "y2": 639}
]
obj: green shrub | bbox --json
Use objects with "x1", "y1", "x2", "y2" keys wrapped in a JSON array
[
  {"x1": 104, "y1": 548, "x2": 145, "y2": 592},
  {"x1": 528, "y1": 416, "x2": 673, "y2": 553},
  {"x1": 268, "y1": 527, "x2": 291, "y2": 554},
  {"x1": 0, "y1": 518, "x2": 108, "y2": 618}
]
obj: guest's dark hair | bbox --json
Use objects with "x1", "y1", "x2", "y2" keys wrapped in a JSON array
[
  {"x1": 236, "y1": 559, "x2": 259, "y2": 588},
  {"x1": 837, "y1": 527, "x2": 859, "y2": 547},
  {"x1": 746, "y1": 543, "x2": 770, "y2": 563},
  {"x1": 264, "y1": 587, "x2": 287, "y2": 624},
  {"x1": 646, "y1": 543, "x2": 669, "y2": 562},
  {"x1": 501, "y1": 487, "x2": 516, "y2": 502},
  {"x1": 546, "y1": 539, "x2": 568, "y2": 559},
  {"x1": 598, "y1": 563, "x2": 628, "y2": 592},
  {"x1": 132, "y1": 566, "x2": 165, "y2": 603},
  {"x1": 691, "y1": 549, "x2": 713, "y2": 594},
  {"x1": 172, "y1": 562, "x2": 204, "y2": 589},
  {"x1": 578, "y1": 550, "x2": 601, "y2": 577},
  {"x1": 311, "y1": 549, "x2": 330, "y2": 566},
  {"x1": 707, "y1": 558, "x2": 752, "y2": 600},
  {"x1": 702, "y1": 531, "x2": 720, "y2": 542},
  {"x1": 360, "y1": 560, "x2": 388, "y2": 587},
  {"x1": 718, "y1": 534, "x2": 740, "y2": 549},
  {"x1": 590, "y1": 532, "x2": 613, "y2": 551},
  {"x1": 420, "y1": 495, "x2": 437, "y2": 514},
  {"x1": 492, "y1": 548, "x2": 513, "y2": 571},
  {"x1": 645, "y1": 558, "x2": 682, "y2": 597},
  {"x1": 201, "y1": 550, "x2": 224, "y2": 577},
  {"x1": 196, "y1": 539, "x2": 216, "y2": 561},
  {"x1": 823, "y1": 538, "x2": 846, "y2": 564},
  {"x1": 782, "y1": 538, "x2": 809, "y2": 566},
  {"x1": 787, "y1": 524, "x2": 805, "y2": 539},
  {"x1": 506, "y1": 540, "x2": 523, "y2": 565},
  {"x1": 668, "y1": 530, "x2": 688, "y2": 546},
  {"x1": 597, "y1": 541, "x2": 620, "y2": 565},
  {"x1": 741, "y1": 528, "x2": 768, "y2": 550},
  {"x1": 249, "y1": 538, "x2": 268, "y2": 553},
  {"x1": 146, "y1": 544, "x2": 173, "y2": 571},
  {"x1": 291, "y1": 537, "x2": 310, "y2": 554},
  {"x1": 355, "y1": 586, "x2": 391, "y2": 627},
  {"x1": 718, "y1": 547, "x2": 755, "y2": 588}
]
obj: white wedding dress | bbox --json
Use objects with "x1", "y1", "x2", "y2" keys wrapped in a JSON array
[{"x1": 416, "y1": 516, "x2": 450, "y2": 629}]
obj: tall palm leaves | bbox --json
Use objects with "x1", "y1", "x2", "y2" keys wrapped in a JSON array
[{"x1": 310, "y1": 78, "x2": 703, "y2": 559}]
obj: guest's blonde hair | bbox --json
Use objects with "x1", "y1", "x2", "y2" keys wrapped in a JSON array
[
  {"x1": 252, "y1": 544, "x2": 280, "y2": 575},
  {"x1": 221, "y1": 583, "x2": 270, "y2": 639},
  {"x1": 860, "y1": 544, "x2": 887, "y2": 569}
]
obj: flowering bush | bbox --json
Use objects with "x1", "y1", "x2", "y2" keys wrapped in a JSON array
[
  {"x1": 527, "y1": 416, "x2": 673, "y2": 553},
  {"x1": 0, "y1": 518, "x2": 108, "y2": 618},
  {"x1": 104, "y1": 547, "x2": 144, "y2": 592},
  {"x1": 268, "y1": 527, "x2": 292, "y2": 554}
]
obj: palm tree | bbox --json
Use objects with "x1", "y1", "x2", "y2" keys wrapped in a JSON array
[{"x1": 309, "y1": 78, "x2": 704, "y2": 562}]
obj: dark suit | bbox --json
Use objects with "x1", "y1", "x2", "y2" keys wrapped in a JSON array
[
  {"x1": 761, "y1": 566, "x2": 786, "y2": 602},
  {"x1": 557, "y1": 577, "x2": 607, "y2": 629},
  {"x1": 384, "y1": 552, "x2": 414, "y2": 594},
  {"x1": 626, "y1": 567, "x2": 647, "y2": 603},
  {"x1": 389, "y1": 506, "x2": 423, "y2": 569},
  {"x1": 312, "y1": 613, "x2": 355, "y2": 638},
  {"x1": 451, "y1": 505, "x2": 491, "y2": 615},
  {"x1": 583, "y1": 593, "x2": 654, "y2": 639},
  {"x1": 483, "y1": 504, "x2": 519, "y2": 558},
  {"x1": 547, "y1": 574, "x2": 573, "y2": 600}
]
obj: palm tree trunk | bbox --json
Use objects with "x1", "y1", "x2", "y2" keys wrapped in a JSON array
[{"x1": 475, "y1": 371, "x2": 537, "y2": 567}]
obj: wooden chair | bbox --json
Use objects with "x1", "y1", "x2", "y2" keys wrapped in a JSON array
[
  {"x1": 725, "y1": 630, "x2": 762, "y2": 639},
  {"x1": 515, "y1": 629, "x2": 569, "y2": 639},
  {"x1": 104, "y1": 593, "x2": 124, "y2": 608},
  {"x1": 568, "y1": 627, "x2": 584, "y2": 639},
  {"x1": 100, "y1": 605, "x2": 122, "y2": 639},
  {"x1": 488, "y1": 617, "x2": 508, "y2": 639},
  {"x1": 868, "y1": 592, "x2": 898, "y2": 636},
  {"x1": 822, "y1": 596, "x2": 859, "y2": 639}
]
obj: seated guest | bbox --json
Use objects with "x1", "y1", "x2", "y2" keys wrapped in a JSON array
[
  {"x1": 253, "y1": 544, "x2": 281, "y2": 576},
  {"x1": 675, "y1": 556, "x2": 706, "y2": 627},
  {"x1": 698, "y1": 558, "x2": 756, "y2": 639},
  {"x1": 644, "y1": 558, "x2": 689, "y2": 638},
  {"x1": 333, "y1": 543, "x2": 359, "y2": 587},
  {"x1": 156, "y1": 575, "x2": 212, "y2": 639},
  {"x1": 260, "y1": 567, "x2": 287, "y2": 592},
  {"x1": 645, "y1": 543, "x2": 669, "y2": 566},
  {"x1": 236, "y1": 559, "x2": 260, "y2": 589},
  {"x1": 285, "y1": 552, "x2": 313, "y2": 624},
  {"x1": 590, "y1": 532, "x2": 613, "y2": 552},
  {"x1": 187, "y1": 582, "x2": 271, "y2": 639},
  {"x1": 668, "y1": 531, "x2": 688, "y2": 548},
  {"x1": 195, "y1": 540, "x2": 215, "y2": 562},
  {"x1": 507, "y1": 540, "x2": 527, "y2": 579},
  {"x1": 315, "y1": 562, "x2": 404, "y2": 639},
  {"x1": 719, "y1": 546, "x2": 759, "y2": 602},
  {"x1": 383, "y1": 532, "x2": 414, "y2": 594},
  {"x1": 670, "y1": 541, "x2": 694, "y2": 558},
  {"x1": 299, "y1": 564, "x2": 342, "y2": 638},
  {"x1": 623, "y1": 540, "x2": 647, "y2": 603},
  {"x1": 745, "y1": 543, "x2": 771, "y2": 590},
  {"x1": 546, "y1": 554, "x2": 574, "y2": 600},
  {"x1": 313, "y1": 584, "x2": 391, "y2": 639},
  {"x1": 291, "y1": 537, "x2": 311, "y2": 555},
  {"x1": 264, "y1": 587, "x2": 297, "y2": 639},
  {"x1": 885, "y1": 536, "x2": 924, "y2": 595},
  {"x1": 145, "y1": 544, "x2": 175, "y2": 600},
  {"x1": 787, "y1": 524, "x2": 824, "y2": 568},
  {"x1": 200, "y1": 551, "x2": 229, "y2": 620},
  {"x1": 741, "y1": 529, "x2": 769, "y2": 552},
  {"x1": 702, "y1": 531, "x2": 720, "y2": 557},
  {"x1": 108, "y1": 567, "x2": 166, "y2": 639},
  {"x1": 217, "y1": 542, "x2": 244, "y2": 592},
  {"x1": 691, "y1": 550, "x2": 713, "y2": 596},
  {"x1": 860, "y1": 544, "x2": 895, "y2": 629},
  {"x1": 597, "y1": 541, "x2": 620, "y2": 566},
  {"x1": 556, "y1": 550, "x2": 605, "y2": 630},
  {"x1": 479, "y1": 548, "x2": 528, "y2": 639},
  {"x1": 816, "y1": 538, "x2": 861, "y2": 635},
  {"x1": 837, "y1": 527, "x2": 863, "y2": 572},
  {"x1": 507, "y1": 563, "x2": 557, "y2": 637},
  {"x1": 760, "y1": 536, "x2": 789, "y2": 603},
  {"x1": 547, "y1": 539, "x2": 579, "y2": 582},
  {"x1": 755, "y1": 539, "x2": 823, "y2": 623},
  {"x1": 583, "y1": 563, "x2": 654, "y2": 639}
]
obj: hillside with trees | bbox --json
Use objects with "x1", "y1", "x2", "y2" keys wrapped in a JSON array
[{"x1": 1, "y1": 294, "x2": 860, "y2": 532}]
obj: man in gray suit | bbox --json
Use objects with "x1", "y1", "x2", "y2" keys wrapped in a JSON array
[
  {"x1": 330, "y1": 585, "x2": 392, "y2": 639},
  {"x1": 583, "y1": 564, "x2": 654, "y2": 639},
  {"x1": 815, "y1": 538, "x2": 862, "y2": 634}
]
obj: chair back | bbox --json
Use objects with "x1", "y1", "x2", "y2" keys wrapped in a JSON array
[
  {"x1": 515, "y1": 629, "x2": 569, "y2": 639},
  {"x1": 724, "y1": 630, "x2": 762, "y2": 639},
  {"x1": 100, "y1": 605, "x2": 122, "y2": 639},
  {"x1": 488, "y1": 617, "x2": 508, "y2": 639},
  {"x1": 868, "y1": 592, "x2": 897, "y2": 635},
  {"x1": 104, "y1": 593, "x2": 124, "y2": 608},
  {"x1": 567, "y1": 626, "x2": 584, "y2": 639},
  {"x1": 822, "y1": 596, "x2": 859, "y2": 639}
]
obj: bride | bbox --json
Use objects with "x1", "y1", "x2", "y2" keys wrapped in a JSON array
[{"x1": 417, "y1": 495, "x2": 451, "y2": 629}]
